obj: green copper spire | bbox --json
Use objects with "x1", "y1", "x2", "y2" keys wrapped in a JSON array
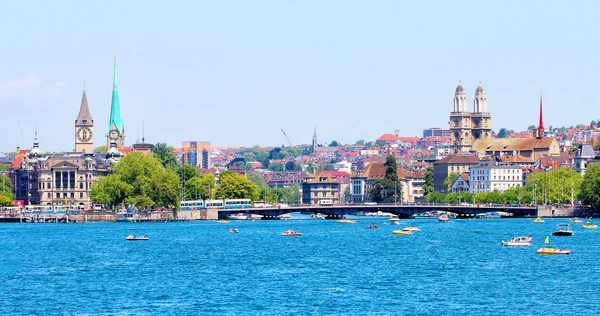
[{"x1": 107, "y1": 56, "x2": 124, "y2": 135}]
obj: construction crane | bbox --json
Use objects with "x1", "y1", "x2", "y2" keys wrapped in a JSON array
[{"x1": 281, "y1": 129, "x2": 294, "y2": 147}]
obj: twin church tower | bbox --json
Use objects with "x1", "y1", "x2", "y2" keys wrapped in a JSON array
[
  {"x1": 449, "y1": 81, "x2": 492, "y2": 153},
  {"x1": 74, "y1": 57, "x2": 125, "y2": 153}
]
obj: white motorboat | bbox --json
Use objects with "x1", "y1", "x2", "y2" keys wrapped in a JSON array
[
  {"x1": 501, "y1": 236, "x2": 533, "y2": 247},
  {"x1": 116, "y1": 210, "x2": 136, "y2": 222},
  {"x1": 389, "y1": 215, "x2": 400, "y2": 225}
]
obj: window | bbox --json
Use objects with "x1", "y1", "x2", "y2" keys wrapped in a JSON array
[
  {"x1": 79, "y1": 183, "x2": 83, "y2": 189},
  {"x1": 80, "y1": 192, "x2": 84, "y2": 198},
  {"x1": 47, "y1": 193, "x2": 51, "y2": 198},
  {"x1": 56, "y1": 193, "x2": 60, "y2": 198}
]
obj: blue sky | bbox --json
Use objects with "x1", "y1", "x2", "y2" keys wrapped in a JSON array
[{"x1": 1, "y1": 0, "x2": 599, "y2": 152}]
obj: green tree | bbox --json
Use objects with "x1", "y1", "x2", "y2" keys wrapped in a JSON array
[
  {"x1": 425, "y1": 191, "x2": 446, "y2": 203},
  {"x1": 527, "y1": 167, "x2": 582, "y2": 204},
  {"x1": 384, "y1": 155, "x2": 398, "y2": 182},
  {"x1": 329, "y1": 141, "x2": 339, "y2": 147},
  {"x1": 324, "y1": 165, "x2": 335, "y2": 171},
  {"x1": 90, "y1": 152, "x2": 181, "y2": 209},
  {"x1": 527, "y1": 125, "x2": 537, "y2": 131},
  {"x1": 285, "y1": 161, "x2": 297, "y2": 171},
  {"x1": 214, "y1": 172, "x2": 259, "y2": 201},
  {"x1": 1, "y1": 174, "x2": 13, "y2": 199},
  {"x1": 459, "y1": 192, "x2": 473, "y2": 203},
  {"x1": 423, "y1": 166, "x2": 434, "y2": 195},
  {"x1": 370, "y1": 155, "x2": 401, "y2": 203},
  {"x1": 281, "y1": 184, "x2": 301, "y2": 204},
  {"x1": 443, "y1": 172, "x2": 459, "y2": 193},
  {"x1": 355, "y1": 139, "x2": 365, "y2": 146},
  {"x1": 595, "y1": 141, "x2": 600, "y2": 151},
  {"x1": 153, "y1": 142, "x2": 178, "y2": 169},
  {"x1": 579, "y1": 163, "x2": 600, "y2": 209},
  {"x1": 0, "y1": 195, "x2": 12, "y2": 207},
  {"x1": 184, "y1": 174, "x2": 216, "y2": 200},
  {"x1": 0, "y1": 164, "x2": 9, "y2": 171},
  {"x1": 268, "y1": 162, "x2": 284, "y2": 172},
  {"x1": 590, "y1": 120, "x2": 597, "y2": 129},
  {"x1": 176, "y1": 165, "x2": 199, "y2": 183},
  {"x1": 246, "y1": 172, "x2": 268, "y2": 190},
  {"x1": 94, "y1": 145, "x2": 108, "y2": 153},
  {"x1": 497, "y1": 128, "x2": 508, "y2": 138}
]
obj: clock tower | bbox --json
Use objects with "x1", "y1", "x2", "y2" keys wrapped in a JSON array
[
  {"x1": 75, "y1": 85, "x2": 94, "y2": 153},
  {"x1": 106, "y1": 56, "x2": 125, "y2": 148}
]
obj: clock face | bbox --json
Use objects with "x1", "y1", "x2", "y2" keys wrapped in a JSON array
[
  {"x1": 109, "y1": 130, "x2": 119, "y2": 140},
  {"x1": 77, "y1": 127, "x2": 93, "y2": 142}
]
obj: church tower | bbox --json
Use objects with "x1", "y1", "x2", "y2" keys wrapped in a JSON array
[
  {"x1": 449, "y1": 81, "x2": 472, "y2": 153},
  {"x1": 107, "y1": 56, "x2": 125, "y2": 148},
  {"x1": 536, "y1": 91, "x2": 545, "y2": 139},
  {"x1": 312, "y1": 126, "x2": 318, "y2": 153},
  {"x1": 75, "y1": 82, "x2": 94, "y2": 153},
  {"x1": 471, "y1": 81, "x2": 492, "y2": 141}
]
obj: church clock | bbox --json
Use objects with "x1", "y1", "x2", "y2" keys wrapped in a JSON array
[{"x1": 77, "y1": 127, "x2": 93, "y2": 142}]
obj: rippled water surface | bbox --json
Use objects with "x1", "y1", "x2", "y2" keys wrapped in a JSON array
[{"x1": 1, "y1": 216, "x2": 599, "y2": 315}]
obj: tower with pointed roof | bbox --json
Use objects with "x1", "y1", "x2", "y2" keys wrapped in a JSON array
[
  {"x1": 312, "y1": 126, "x2": 318, "y2": 153},
  {"x1": 75, "y1": 81, "x2": 94, "y2": 153},
  {"x1": 471, "y1": 81, "x2": 492, "y2": 142},
  {"x1": 536, "y1": 91, "x2": 544, "y2": 139},
  {"x1": 107, "y1": 56, "x2": 125, "y2": 149}
]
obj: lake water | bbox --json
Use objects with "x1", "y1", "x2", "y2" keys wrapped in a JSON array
[{"x1": 1, "y1": 216, "x2": 599, "y2": 315}]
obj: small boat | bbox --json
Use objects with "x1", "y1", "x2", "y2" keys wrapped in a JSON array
[
  {"x1": 218, "y1": 220, "x2": 230, "y2": 224},
  {"x1": 438, "y1": 214, "x2": 450, "y2": 222},
  {"x1": 392, "y1": 228, "x2": 413, "y2": 235},
  {"x1": 337, "y1": 218, "x2": 357, "y2": 224},
  {"x1": 533, "y1": 217, "x2": 545, "y2": 223},
  {"x1": 501, "y1": 236, "x2": 533, "y2": 247},
  {"x1": 125, "y1": 234, "x2": 149, "y2": 241},
  {"x1": 536, "y1": 247, "x2": 570, "y2": 255},
  {"x1": 570, "y1": 217, "x2": 583, "y2": 224},
  {"x1": 366, "y1": 224, "x2": 379, "y2": 229},
  {"x1": 229, "y1": 228, "x2": 239, "y2": 233},
  {"x1": 389, "y1": 215, "x2": 401, "y2": 225},
  {"x1": 405, "y1": 226, "x2": 422, "y2": 232},
  {"x1": 281, "y1": 229, "x2": 302, "y2": 237},
  {"x1": 552, "y1": 224, "x2": 574, "y2": 236},
  {"x1": 116, "y1": 209, "x2": 136, "y2": 222},
  {"x1": 581, "y1": 222, "x2": 598, "y2": 229}
]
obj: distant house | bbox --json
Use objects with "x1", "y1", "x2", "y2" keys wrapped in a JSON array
[
  {"x1": 471, "y1": 137, "x2": 560, "y2": 161},
  {"x1": 350, "y1": 162, "x2": 425, "y2": 203},
  {"x1": 433, "y1": 155, "x2": 480, "y2": 192},
  {"x1": 451, "y1": 174, "x2": 470, "y2": 193},
  {"x1": 301, "y1": 172, "x2": 350, "y2": 205}
]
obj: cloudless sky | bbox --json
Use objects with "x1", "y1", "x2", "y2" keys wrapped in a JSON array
[{"x1": 1, "y1": 0, "x2": 599, "y2": 152}]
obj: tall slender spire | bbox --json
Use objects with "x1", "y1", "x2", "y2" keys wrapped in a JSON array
[
  {"x1": 107, "y1": 55, "x2": 124, "y2": 135},
  {"x1": 17, "y1": 120, "x2": 20, "y2": 152},
  {"x1": 76, "y1": 79, "x2": 93, "y2": 125},
  {"x1": 537, "y1": 90, "x2": 544, "y2": 139}
]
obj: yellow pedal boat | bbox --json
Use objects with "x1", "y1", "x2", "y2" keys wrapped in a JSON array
[
  {"x1": 581, "y1": 223, "x2": 598, "y2": 229},
  {"x1": 536, "y1": 247, "x2": 570, "y2": 255},
  {"x1": 533, "y1": 217, "x2": 545, "y2": 223},
  {"x1": 392, "y1": 229, "x2": 413, "y2": 235}
]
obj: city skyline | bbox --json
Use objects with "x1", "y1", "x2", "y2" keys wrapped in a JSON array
[{"x1": 1, "y1": 1, "x2": 599, "y2": 152}]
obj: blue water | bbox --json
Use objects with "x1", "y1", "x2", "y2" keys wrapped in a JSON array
[{"x1": 1, "y1": 216, "x2": 599, "y2": 315}]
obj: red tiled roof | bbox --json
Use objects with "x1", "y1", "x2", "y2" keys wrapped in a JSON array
[{"x1": 10, "y1": 150, "x2": 31, "y2": 169}]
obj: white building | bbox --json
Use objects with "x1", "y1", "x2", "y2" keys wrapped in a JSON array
[{"x1": 469, "y1": 163, "x2": 522, "y2": 193}]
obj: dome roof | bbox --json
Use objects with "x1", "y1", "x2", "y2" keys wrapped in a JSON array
[
  {"x1": 475, "y1": 81, "x2": 486, "y2": 95},
  {"x1": 455, "y1": 84, "x2": 465, "y2": 94}
]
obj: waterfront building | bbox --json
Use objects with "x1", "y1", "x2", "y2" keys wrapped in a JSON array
[
  {"x1": 350, "y1": 162, "x2": 425, "y2": 203},
  {"x1": 469, "y1": 162, "x2": 522, "y2": 193},
  {"x1": 74, "y1": 85, "x2": 94, "y2": 153},
  {"x1": 451, "y1": 174, "x2": 470, "y2": 193},
  {"x1": 449, "y1": 81, "x2": 492, "y2": 153},
  {"x1": 106, "y1": 57, "x2": 126, "y2": 149},
  {"x1": 574, "y1": 144, "x2": 600, "y2": 175},
  {"x1": 302, "y1": 172, "x2": 349, "y2": 205},
  {"x1": 433, "y1": 154, "x2": 480, "y2": 192}
]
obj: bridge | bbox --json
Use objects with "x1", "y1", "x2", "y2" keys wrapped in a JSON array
[{"x1": 218, "y1": 203, "x2": 539, "y2": 219}]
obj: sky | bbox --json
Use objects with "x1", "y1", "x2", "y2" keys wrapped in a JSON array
[{"x1": 1, "y1": 0, "x2": 599, "y2": 152}]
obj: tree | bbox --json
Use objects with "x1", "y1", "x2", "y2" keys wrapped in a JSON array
[
  {"x1": 425, "y1": 191, "x2": 446, "y2": 203},
  {"x1": 246, "y1": 172, "x2": 268, "y2": 190},
  {"x1": 1, "y1": 174, "x2": 13, "y2": 199},
  {"x1": 214, "y1": 172, "x2": 259, "y2": 201},
  {"x1": 579, "y1": 163, "x2": 600, "y2": 209},
  {"x1": 526, "y1": 167, "x2": 582, "y2": 204},
  {"x1": 443, "y1": 172, "x2": 460, "y2": 193},
  {"x1": 176, "y1": 165, "x2": 199, "y2": 183},
  {"x1": 591, "y1": 120, "x2": 597, "y2": 129},
  {"x1": 185, "y1": 174, "x2": 216, "y2": 200},
  {"x1": 285, "y1": 161, "x2": 297, "y2": 171},
  {"x1": 329, "y1": 141, "x2": 339, "y2": 147},
  {"x1": 423, "y1": 166, "x2": 434, "y2": 196},
  {"x1": 94, "y1": 145, "x2": 108, "y2": 153},
  {"x1": 369, "y1": 155, "x2": 401, "y2": 203},
  {"x1": 527, "y1": 125, "x2": 537, "y2": 131},
  {"x1": 153, "y1": 142, "x2": 178, "y2": 169},
  {"x1": 497, "y1": 128, "x2": 508, "y2": 138},
  {"x1": 90, "y1": 152, "x2": 181, "y2": 209},
  {"x1": 0, "y1": 195, "x2": 12, "y2": 207},
  {"x1": 268, "y1": 162, "x2": 285, "y2": 172},
  {"x1": 384, "y1": 155, "x2": 398, "y2": 182},
  {"x1": 595, "y1": 141, "x2": 600, "y2": 152},
  {"x1": 324, "y1": 165, "x2": 335, "y2": 171},
  {"x1": 355, "y1": 139, "x2": 365, "y2": 146}
]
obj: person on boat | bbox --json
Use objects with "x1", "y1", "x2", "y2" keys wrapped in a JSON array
[
  {"x1": 127, "y1": 234, "x2": 134, "y2": 238},
  {"x1": 373, "y1": 224, "x2": 378, "y2": 228},
  {"x1": 528, "y1": 235, "x2": 533, "y2": 242},
  {"x1": 586, "y1": 222, "x2": 591, "y2": 225}
]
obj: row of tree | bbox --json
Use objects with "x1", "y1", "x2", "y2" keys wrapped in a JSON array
[{"x1": 0, "y1": 173, "x2": 13, "y2": 207}]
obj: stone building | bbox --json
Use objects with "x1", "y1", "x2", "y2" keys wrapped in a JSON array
[
  {"x1": 350, "y1": 162, "x2": 425, "y2": 203},
  {"x1": 449, "y1": 81, "x2": 492, "y2": 153},
  {"x1": 433, "y1": 154, "x2": 480, "y2": 192}
]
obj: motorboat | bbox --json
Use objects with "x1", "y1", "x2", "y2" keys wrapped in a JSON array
[
  {"x1": 581, "y1": 222, "x2": 598, "y2": 229},
  {"x1": 389, "y1": 215, "x2": 401, "y2": 225},
  {"x1": 438, "y1": 214, "x2": 450, "y2": 222},
  {"x1": 552, "y1": 224, "x2": 574, "y2": 236},
  {"x1": 116, "y1": 210, "x2": 136, "y2": 222},
  {"x1": 281, "y1": 229, "x2": 302, "y2": 237},
  {"x1": 533, "y1": 217, "x2": 545, "y2": 223},
  {"x1": 392, "y1": 228, "x2": 413, "y2": 235},
  {"x1": 310, "y1": 213, "x2": 323, "y2": 219},
  {"x1": 229, "y1": 228, "x2": 239, "y2": 233},
  {"x1": 405, "y1": 226, "x2": 422, "y2": 232},
  {"x1": 337, "y1": 218, "x2": 357, "y2": 224},
  {"x1": 366, "y1": 224, "x2": 379, "y2": 229},
  {"x1": 536, "y1": 247, "x2": 570, "y2": 255},
  {"x1": 570, "y1": 217, "x2": 583, "y2": 224},
  {"x1": 501, "y1": 236, "x2": 533, "y2": 247},
  {"x1": 125, "y1": 234, "x2": 148, "y2": 241}
]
